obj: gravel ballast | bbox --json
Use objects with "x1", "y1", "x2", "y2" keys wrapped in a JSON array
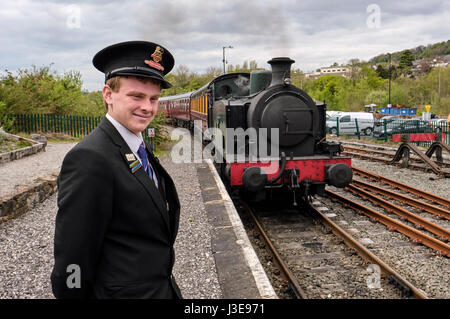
[{"x1": 321, "y1": 156, "x2": 450, "y2": 298}]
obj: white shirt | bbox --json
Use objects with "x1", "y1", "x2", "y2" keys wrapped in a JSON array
[{"x1": 105, "y1": 113, "x2": 158, "y2": 188}]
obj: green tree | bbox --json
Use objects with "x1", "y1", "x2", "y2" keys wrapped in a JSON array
[
  {"x1": 375, "y1": 64, "x2": 388, "y2": 79},
  {"x1": 364, "y1": 90, "x2": 387, "y2": 106},
  {"x1": 357, "y1": 65, "x2": 385, "y2": 89},
  {"x1": 0, "y1": 100, "x2": 14, "y2": 131},
  {"x1": 398, "y1": 50, "x2": 414, "y2": 74},
  {"x1": 308, "y1": 75, "x2": 350, "y2": 110},
  {"x1": 348, "y1": 58, "x2": 360, "y2": 86},
  {"x1": 0, "y1": 65, "x2": 95, "y2": 116}
]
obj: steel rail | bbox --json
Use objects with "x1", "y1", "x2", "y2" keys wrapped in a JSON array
[
  {"x1": 346, "y1": 184, "x2": 450, "y2": 242},
  {"x1": 344, "y1": 146, "x2": 398, "y2": 159},
  {"x1": 344, "y1": 151, "x2": 450, "y2": 177},
  {"x1": 307, "y1": 204, "x2": 428, "y2": 299},
  {"x1": 345, "y1": 146, "x2": 450, "y2": 169},
  {"x1": 351, "y1": 179, "x2": 450, "y2": 221},
  {"x1": 325, "y1": 189, "x2": 450, "y2": 258},
  {"x1": 343, "y1": 150, "x2": 391, "y2": 164},
  {"x1": 353, "y1": 166, "x2": 450, "y2": 209},
  {"x1": 240, "y1": 201, "x2": 308, "y2": 299}
]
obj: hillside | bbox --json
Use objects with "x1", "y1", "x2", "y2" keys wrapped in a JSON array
[{"x1": 369, "y1": 40, "x2": 450, "y2": 64}]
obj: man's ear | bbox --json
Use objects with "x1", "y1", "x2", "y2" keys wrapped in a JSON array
[{"x1": 102, "y1": 85, "x2": 113, "y2": 109}]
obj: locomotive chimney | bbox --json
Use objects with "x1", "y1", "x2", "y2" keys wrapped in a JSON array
[{"x1": 267, "y1": 57, "x2": 295, "y2": 87}]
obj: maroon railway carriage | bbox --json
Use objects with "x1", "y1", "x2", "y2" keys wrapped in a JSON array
[{"x1": 158, "y1": 91, "x2": 191, "y2": 128}]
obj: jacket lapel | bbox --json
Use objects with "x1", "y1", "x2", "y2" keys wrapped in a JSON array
[{"x1": 98, "y1": 118, "x2": 171, "y2": 232}]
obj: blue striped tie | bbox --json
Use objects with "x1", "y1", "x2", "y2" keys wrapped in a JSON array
[{"x1": 137, "y1": 142, "x2": 154, "y2": 181}]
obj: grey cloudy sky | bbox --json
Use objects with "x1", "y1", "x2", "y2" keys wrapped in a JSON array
[{"x1": 1, "y1": 0, "x2": 449, "y2": 91}]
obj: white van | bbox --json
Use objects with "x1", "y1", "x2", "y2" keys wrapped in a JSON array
[
  {"x1": 326, "y1": 111, "x2": 342, "y2": 118},
  {"x1": 327, "y1": 112, "x2": 374, "y2": 136}
]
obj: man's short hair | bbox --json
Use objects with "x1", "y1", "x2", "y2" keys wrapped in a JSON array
[{"x1": 103, "y1": 76, "x2": 161, "y2": 110}]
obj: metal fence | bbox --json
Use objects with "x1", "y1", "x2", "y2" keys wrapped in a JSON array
[
  {"x1": 12, "y1": 113, "x2": 102, "y2": 137},
  {"x1": 10, "y1": 113, "x2": 157, "y2": 151},
  {"x1": 326, "y1": 116, "x2": 449, "y2": 146}
]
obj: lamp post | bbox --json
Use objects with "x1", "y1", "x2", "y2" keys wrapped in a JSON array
[
  {"x1": 438, "y1": 65, "x2": 441, "y2": 97},
  {"x1": 388, "y1": 53, "x2": 391, "y2": 106},
  {"x1": 222, "y1": 46, "x2": 233, "y2": 74}
]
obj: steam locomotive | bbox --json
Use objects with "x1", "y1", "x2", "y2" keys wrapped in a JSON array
[{"x1": 159, "y1": 57, "x2": 352, "y2": 203}]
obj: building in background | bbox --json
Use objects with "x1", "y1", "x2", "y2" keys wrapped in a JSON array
[{"x1": 305, "y1": 66, "x2": 351, "y2": 79}]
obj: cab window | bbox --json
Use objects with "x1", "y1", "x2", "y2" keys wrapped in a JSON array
[{"x1": 340, "y1": 115, "x2": 350, "y2": 123}]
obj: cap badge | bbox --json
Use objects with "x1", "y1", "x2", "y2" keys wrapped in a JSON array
[{"x1": 144, "y1": 46, "x2": 165, "y2": 71}]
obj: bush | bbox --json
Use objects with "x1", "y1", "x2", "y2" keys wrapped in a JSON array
[
  {"x1": 0, "y1": 65, "x2": 102, "y2": 116},
  {"x1": 0, "y1": 101, "x2": 14, "y2": 132},
  {"x1": 0, "y1": 126, "x2": 7, "y2": 141}
]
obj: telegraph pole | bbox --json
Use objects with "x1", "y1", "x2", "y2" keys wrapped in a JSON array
[{"x1": 222, "y1": 46, "x2": 233, "y2": 74}]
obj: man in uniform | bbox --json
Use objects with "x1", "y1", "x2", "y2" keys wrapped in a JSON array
[{"x1": 51, "y1": 41, "x2": 182, "y2": 299}]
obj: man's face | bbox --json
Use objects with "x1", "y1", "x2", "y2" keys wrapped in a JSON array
[{"x1": 103, "y1": 77, "x2": 161, "y2": 136}]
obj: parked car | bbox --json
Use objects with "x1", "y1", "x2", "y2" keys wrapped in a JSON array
[
  {"x1": 400, "y1": 119, "x2": 434, "y2": 133},
  {"x1": 373, "y1": 116, "x2": 403, "y2": 138},
  {"x1": 429, "y1": 118, "x2": 448, "y2": 132},
  {"x1": 326, "y1": 112, "x2": 374, "y2": 136}
]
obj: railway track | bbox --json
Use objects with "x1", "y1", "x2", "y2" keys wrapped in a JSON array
[
  {"x1": 331, "y1": 166, "x2": 450, "y2": 257},
  {"x1": 237, "y1": 199, "x2": 427, "y2": 299},
  {"x1": 231, "y1": 165, "x2": 450, "y2": 299},
  {"x1": 353, "y1": 167, "x2": 450, "y2": 209},
  {"x1": 342, "y1": 145, "x2": 450, "y2": 177},
  {"x1": 344, "y1": 146, "x2": 450, "y2": 168},
  {"x1": 326, "y1": 189, "x2": 450, "y2": 257},
  {"x1": 350, "y1": 179, "x2": 450, "y2": 221}
]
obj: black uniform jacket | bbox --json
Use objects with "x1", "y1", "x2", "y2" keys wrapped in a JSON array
[{"x1": 51, "y1": 117, "x2": 181, "y2": 299}]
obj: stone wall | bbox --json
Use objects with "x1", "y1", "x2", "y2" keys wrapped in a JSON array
[
  {"x1": 0, "y1": 174, "x2": 58, "y2": 224},
  {"x1": 0, "y1": 133, "x2": 46, "y2": 165}
]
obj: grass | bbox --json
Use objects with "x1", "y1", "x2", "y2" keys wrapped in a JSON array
[
  {"x1": 12, "y1": 132, "x2": 82, "y2": 143},
  {"x1": 0, "y1": 137, "x2": 32, "y2": 153}
]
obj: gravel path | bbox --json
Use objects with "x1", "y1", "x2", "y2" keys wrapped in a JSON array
[
  {"x1": 0, "y1": 193, "x2": 56, "y2": 298},
  {"x1": 0, "y1": 142, "x2": 222, "y2": 298},
  {"x1": 0, "y1": 142, "x2": 76, "y2": 199}
]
